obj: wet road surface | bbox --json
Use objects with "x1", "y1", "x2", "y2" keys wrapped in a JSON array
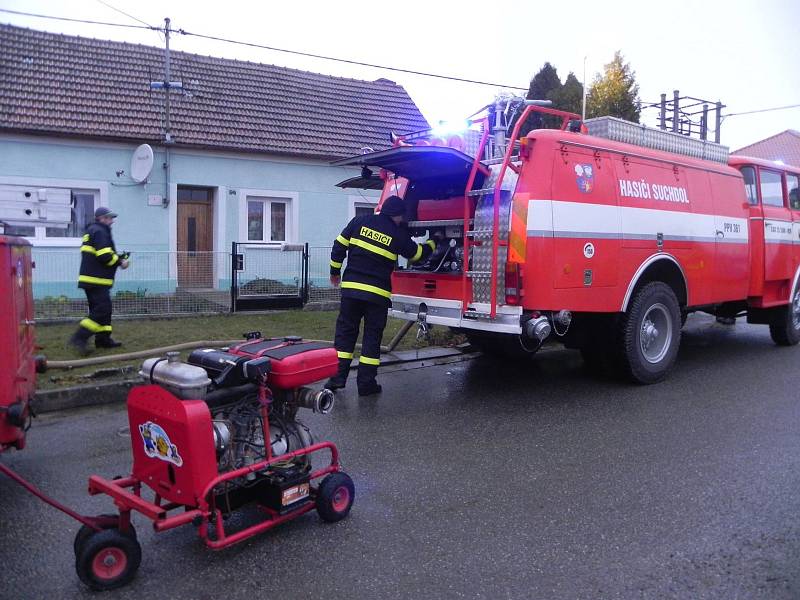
[{"x1": 1, "y1": 315, "x2": 799, "y2": 599}]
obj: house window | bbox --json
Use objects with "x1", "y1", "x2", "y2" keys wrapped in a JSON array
[
  {"x1": 4, "y1": 189, "x2": 98, "y2": 240},
  {"x1": 354, "y1": 204, "x2": 376, "y2": 218},
  {"x1": 247, "y1": 197, "x2": 290, "y2": 242},
  {"x1": 349, "y1": 195, "x2": 379, "y2": 220}
]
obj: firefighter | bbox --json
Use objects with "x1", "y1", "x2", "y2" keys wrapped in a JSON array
[
  {"x1": 67, "y1": 207, "x2": 129, "y2": 355},
  {"x1": 325, "y1": 195, "x2": 436, "y2": 395}
]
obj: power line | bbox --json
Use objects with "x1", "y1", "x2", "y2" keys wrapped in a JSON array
[
  {"x1": 725, "y1": 103, "x2": 800, "y2": 117},
  {"x1": 0, "y1": 7, "x2": 156, "y2": 30},
  {"x1": 5, "y1": 5, "x2": 796, "y2": 112},
  {"x1": 94, "y1": 0, "x2": 154, "y2": 29},
  {"x1": 175, "y1": 29, "x2": 528, "y2": 91},
  {"x1": 0, "y1": 7, "x2": 527, "y2": 90}
]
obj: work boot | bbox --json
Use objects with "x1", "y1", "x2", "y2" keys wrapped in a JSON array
[
  {"x1": 95, "y1": 334, "x2": 122, "y2": 348},
  {"x1": 357, "y1": 381, "x2": 382, "y2": 397},
  {"x1": 324, "y1": 376, "x2": 347, "y2": 391},
  {"x1": 66, "y1": 331, "x2": 91, "y2": 356},
  {"x1": 324, "y1": 357, "x2": 351, "y2": 391}
]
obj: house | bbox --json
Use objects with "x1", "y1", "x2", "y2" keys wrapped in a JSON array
[
  {"x1": 733, "y1": 130, "x2": 800, "y2": 167},
  {"x1": 0, "y1": 23, "x2": 428, "y2": 306}
]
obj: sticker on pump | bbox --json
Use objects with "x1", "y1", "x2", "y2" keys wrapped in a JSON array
[{"x1": 282, "y1": 483, "x2": 310, "y2": 506}]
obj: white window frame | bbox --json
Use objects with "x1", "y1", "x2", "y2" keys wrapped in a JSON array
[
  {"x1": 0, "y1": 176, "x2": 106, "y2": 247},
  {"x1": 238, "y1": 189, "x2": 299, "y2": 245},
  {"x1": 348, "y1": 194, "x2": 379, "y2": 220}
]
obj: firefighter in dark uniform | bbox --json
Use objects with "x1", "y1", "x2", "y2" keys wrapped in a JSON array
[
  {"x1": 67, "y1": 207, "x2": 129, "y2": 355},
  {"x1": 325, "y1": 195, "x2": 436, "y2": 395}
]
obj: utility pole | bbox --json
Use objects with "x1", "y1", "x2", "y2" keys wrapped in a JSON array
[
  {"x1": 164, "y1": 17, "x2": 172, "y2": 145},
  {"x1": 163, "y1": 17, "x2": 171, "y2": 207},
  {"x1": 150, "y1": 18, "x2": 181, "y2": 207}
]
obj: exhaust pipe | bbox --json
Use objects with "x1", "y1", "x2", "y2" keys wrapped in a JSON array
[{"x1": 295, "y1": 387, "x2": 335, "y2": 414}]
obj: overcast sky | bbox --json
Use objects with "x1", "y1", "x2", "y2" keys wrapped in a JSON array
[{"x1": 1, "y1": 0, "x2": 799, "y2": 151}]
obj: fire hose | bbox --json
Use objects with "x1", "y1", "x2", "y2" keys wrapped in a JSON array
[{"x1": 46, "y1": 322, "x2": 417, "y2": 370}]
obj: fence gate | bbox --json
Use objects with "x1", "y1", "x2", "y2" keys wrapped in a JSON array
[{"x1": 230, "y1": 242, "x2": 309, "y2": 311}]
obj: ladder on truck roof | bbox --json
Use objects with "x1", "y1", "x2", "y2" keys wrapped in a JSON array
[{"x1": 460, "y1": 103, "x2": 581, "y2": 319}]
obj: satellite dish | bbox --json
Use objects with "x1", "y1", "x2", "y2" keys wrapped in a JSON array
[{"x1": 130, "y1": 144, "x2": 154, "y2": 183}]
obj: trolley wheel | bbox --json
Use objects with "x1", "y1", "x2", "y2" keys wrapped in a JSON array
[
  {"x1": 316, "y1": 472, "x2": 355, "y2": 523},
  {"x1": 73, "y1": 514, "x2": 137, "y2": 556},
  {"x1": 75, "y1": 529, "x2": 142, "y2": 591}
]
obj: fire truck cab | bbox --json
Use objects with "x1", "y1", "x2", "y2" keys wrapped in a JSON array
[{"x1": 334, "y1": 102, "x2": 800, "y2": 384}]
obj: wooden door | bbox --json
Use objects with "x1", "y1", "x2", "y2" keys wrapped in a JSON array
[{"x1": 177, "y1": 188, "x2": 213, "y2": 288}]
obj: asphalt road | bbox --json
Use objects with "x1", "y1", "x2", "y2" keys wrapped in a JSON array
[{"x1": 1, "y1": 315, "x2": 799, "y2": 599}]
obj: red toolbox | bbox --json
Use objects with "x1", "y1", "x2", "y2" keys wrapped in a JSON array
[{"x1": 228, "y1": 336, "x2": 337, "y2": 389}]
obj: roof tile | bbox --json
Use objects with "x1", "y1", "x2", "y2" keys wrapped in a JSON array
[
  {"x1": 733, "y1": 130, "x2": 800, "y2": 167},
  {"x1": 0, "y1": 23, "x2": 429, "y2": 159}
]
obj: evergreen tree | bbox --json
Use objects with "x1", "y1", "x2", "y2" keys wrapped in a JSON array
[
  {"x1": 521, "y1": 62, "x2": 563, "y2": 133},
  {"x1": 586, "y1": 51, "x2": 641, "y2": 122},
  {"x1": 550, "y1": 73, "x2": 584, "y2": 117}
]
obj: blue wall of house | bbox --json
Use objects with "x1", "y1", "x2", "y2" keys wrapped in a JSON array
[{"x1": 1, "y1": 135, "x2": 377, "y2": 299}]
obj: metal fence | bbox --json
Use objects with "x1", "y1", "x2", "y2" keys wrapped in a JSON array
[{"x1": 32, "y1": 247, "x2": 339, "y2": 321}]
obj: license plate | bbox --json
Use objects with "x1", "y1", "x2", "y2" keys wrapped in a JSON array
[{"x1": 281, "y1": 483, "x2": 310, "y2": 506}]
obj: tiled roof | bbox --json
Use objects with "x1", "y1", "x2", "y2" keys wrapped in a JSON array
[
  {"x1": 0, "y1": 23, "x2": 429, "y2": 159},
  {"x1": 733, "y1": 130, "x2": 800, "y2": 167}
]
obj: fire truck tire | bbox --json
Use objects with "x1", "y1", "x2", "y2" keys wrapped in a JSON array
[
  {"x1": 618, "y1": 282, "x2": 681, "y2": 384},
  {"x1": 75, "y1": 528, "x2": 142, "y2": 591},
  {"x1": 316, "y1": 472, "x2": 355, "y2": 523},
  {"x1": 73, "y1": 514, "x2": 137, "y2": 556},
  {"x1": 769, "y1": 288, "x2": 800, "y2": 346}
]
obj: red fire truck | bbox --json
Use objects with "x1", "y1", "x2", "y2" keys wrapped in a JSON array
[{"x1": 335, "y1": 101, "x2": 800, "y2": 383}]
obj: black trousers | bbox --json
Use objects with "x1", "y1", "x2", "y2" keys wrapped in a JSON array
[
  {"x1": 76, "y1": 286, "x2": 113, "y2": 340},
  {"x1": 333, "y1": 296, "x2": 388, "y2": 386}
]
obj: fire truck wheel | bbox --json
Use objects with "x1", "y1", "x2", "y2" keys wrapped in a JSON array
[
  {"x1": 769, "y1": 287, "x2": 800, "y2": 346},
  {"x1": 75, "y1": 528, "x2": 142, "y2": 591},
  {"x1": 73, "y1": 514, "x2": 137, "y2": 556},
  {"x1": 619, "y1": 282, "x2": 681, "y2": 384},
  {"x1": 316, "y1": 472, "x2": 355, "y2": 523}
]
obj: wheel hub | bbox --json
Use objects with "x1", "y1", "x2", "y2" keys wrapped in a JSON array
[
  {"x1": 642, "y1": 321, "x2": 659, "y2": 348},
  {"x1": 639, "y1": 303, "x2": 672, "y2": 364}
]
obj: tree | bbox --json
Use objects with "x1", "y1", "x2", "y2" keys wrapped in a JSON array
[
  {"x1": 521, "y1": 62, "x2": 563, "y2": 133},
  {"x1": 550, "y1": 72, "x2": 584, "y2": 117},
  {"x1": 586, "y1": 51, "x2": 640, "y2": 122}
]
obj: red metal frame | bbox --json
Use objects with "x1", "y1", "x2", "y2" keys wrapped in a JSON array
[
  {"x1": 89, "y1": 440, "x2": 340, "y2": 550},
  {"x1": 0, "y1": 461, "x2": 108, "y2": 531},
  {"x1": 459, "y1": 106, "x2": 581, "y2": 318},
  {"x1": 91, "y1": 375, "x2": 342, "y2": 550},
  {"x1": 489, "y1": 106, "x2": 580, "y2": 317},
  {"x1": 461, "y1": 117, "x2": 491, "y2": 313}
]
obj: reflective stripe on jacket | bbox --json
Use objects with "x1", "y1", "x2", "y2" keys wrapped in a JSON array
[
  {"x1": 330, "y1": 213, "x2": 435, "y2": 305},
  {"x1": 78, "y1": 222, "x2": 119, "y2": 288}
]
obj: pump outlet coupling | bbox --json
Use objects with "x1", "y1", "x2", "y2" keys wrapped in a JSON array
[{"x1": 525, "y1": 316, "x2": 552, "y2": 342}]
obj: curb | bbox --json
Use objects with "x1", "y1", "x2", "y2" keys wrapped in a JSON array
[{"x1": 33, "y1": 346, "x2": 473, "y2": 414}]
